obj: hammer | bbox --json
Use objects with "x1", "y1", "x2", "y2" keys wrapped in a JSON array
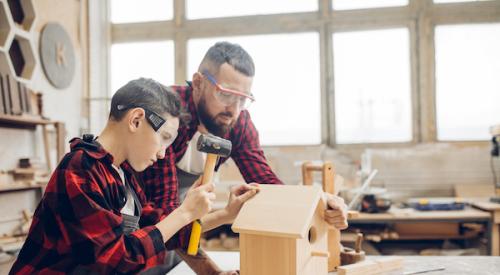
[{"x1": 187, "y1": 134, "x2": 232, "y2": 256}]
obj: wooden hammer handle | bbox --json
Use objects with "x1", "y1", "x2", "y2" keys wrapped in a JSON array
[{"x1": 187, "y1": 153, "x2": 218, "y2": 256}]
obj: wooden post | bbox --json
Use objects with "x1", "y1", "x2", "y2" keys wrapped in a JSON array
[
  {"x1": 301, "y1": 161, "x2": 341, "y2": 271},
  {"x1": 42, "y1": 124, "x2": 52, "y2": 172},
  {"x1": 55, "y1": 122, "x2": 66, "y2": 161}
]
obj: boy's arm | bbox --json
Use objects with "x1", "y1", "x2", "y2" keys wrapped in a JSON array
[{"x1": 59, "y1": 169, "x2": 169, "y2": 274}]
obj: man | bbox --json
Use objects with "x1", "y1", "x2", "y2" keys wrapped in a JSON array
[
  {"x1": 10, "y1": 78, "x2": 258, "y2": 274},
  {"x1": 141, "y1": 42, "x2": 348, "y2": 272}
]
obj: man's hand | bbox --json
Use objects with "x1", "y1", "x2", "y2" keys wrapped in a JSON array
[
  {"x1": 324, "y1": 193, "x2": 348, "y2": 230},
  {"x1": 224, "y1": 183, "x2": 260, "y2": 222}
]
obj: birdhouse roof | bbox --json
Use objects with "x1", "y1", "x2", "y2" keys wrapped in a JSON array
[{"x1": 231, "y1": 184, "x2": 325, "y2": 239}]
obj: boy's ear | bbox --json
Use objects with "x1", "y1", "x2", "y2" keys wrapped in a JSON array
[{"x1": 128, "y1": 108, "x2": 146, "y2": 132}]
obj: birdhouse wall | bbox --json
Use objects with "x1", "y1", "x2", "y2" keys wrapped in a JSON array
[
  {"x1": 239, "y1": 234, "x2": 297, "y2": 275},
  {"x1": 295, "y1": 201, "x2": 329, "y2": 275}
]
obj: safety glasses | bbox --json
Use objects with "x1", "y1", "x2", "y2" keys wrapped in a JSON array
[
  {"x1": 116, "y1": 104, "x2": 166, "y2": 132},
  {"x1": 201, "y1": 70, "x2": 255, "y2": 110}
]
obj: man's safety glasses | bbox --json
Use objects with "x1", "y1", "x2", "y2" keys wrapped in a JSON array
[{"x1": 201, "y1": 70, "x2": 255, "y2": 110}]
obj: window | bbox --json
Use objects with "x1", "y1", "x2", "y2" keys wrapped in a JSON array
[
  {"x1": 333, "y1": 28, "x2": 412, "y2": 144},
  {"x1": 188, "y1": 33, "x2": 321, "y2": 145},
  {"x1": 110, "y1": 0, "x2": 173, "y2": 23},
  {"x1": 187, "y1": 0, "x2": 317, "y2": 19},
  {"x1": 332, "y1": 0, "x2": 408, "y2": 10},
  {"x1": 435, "y1": 23, "x2": 500, "y2": 141},
  {"x1": 111, "y1": 41, "x2": 175, "y2": 95}
]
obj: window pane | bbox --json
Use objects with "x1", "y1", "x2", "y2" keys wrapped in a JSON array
[
  {"x1": 188, "y1": 33, "x2": 321, "y2": 145},
  {"x1": 111, "y1": 41, "x2": 174, "y2": 95},
  {"x1": 333, "y1": 28, "x2": 412, "y2": 144},
  {"x1": 333, "y1": 0, "x2": 408, "y2": 10},
  {"x1": 435, "y1": 24, "x2": 500, "y2": 141},
  {"x1": 187, "y1": 0, "x2": 317, "y2": 19},
  {"x1": 111, "y1": 0, "x2": 173, "y2": 23}
]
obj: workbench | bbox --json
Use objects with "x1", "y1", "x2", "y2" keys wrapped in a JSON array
[
  {"x1": 167, "y1": 251, "x2": 500, "y2": 274},
  {"x1": 471, "y1": 199, "x2": 500, "y2": 256},
  {"x1": 347, "y1": 206, "x2": 493, "y2": 254}
]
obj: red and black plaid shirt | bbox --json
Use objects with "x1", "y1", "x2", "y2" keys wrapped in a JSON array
[
  {"x1": 141, "y1": 82, "x2": 282, "y2": 213},
  {"x1": 10, "y1": 138, "x2": 192, "y2": 275}
]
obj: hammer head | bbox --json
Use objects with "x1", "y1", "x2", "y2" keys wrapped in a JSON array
[{"x1": 197, "y1": 134, "x2": 232, "y2": 157}]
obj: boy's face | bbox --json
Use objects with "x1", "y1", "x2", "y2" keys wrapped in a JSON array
[{"x1": 127, "y1": 110, "x2": 179, "y2": 172}]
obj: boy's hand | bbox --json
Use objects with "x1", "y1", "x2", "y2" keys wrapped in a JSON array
[
  {"x1": 179, "y1": 177, "x2": 215, "y2": 221},
  {"x1": 224, "y1": 183, "x2": 260, "y2": 222}
]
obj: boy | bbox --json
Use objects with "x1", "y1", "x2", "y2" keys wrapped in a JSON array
[{"x1": 10, "y1": 78, "x2": 258, "y2": 274}]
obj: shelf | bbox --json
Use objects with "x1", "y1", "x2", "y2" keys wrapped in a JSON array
[
  {"x1": 0, "y1": 183, "x2": 43, "y2": 193},
  {"x1": 0, "y1": 114, "x2": 52, "y2": 129}
]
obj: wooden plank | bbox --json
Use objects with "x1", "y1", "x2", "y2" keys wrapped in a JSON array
[
  {"x1": 232, "y1": 185, "x2": 323, "y2": 239},
  {"x1": 337, "y1": 256, "x2": 403, "y2": 275},
  {"x1": 55, "y1": 122, "x2": 66, "y2": 161},
  {"x1": 394, "y1": 222, "x2": 459, "y2": 237},
  {"x1": 240, "y1": 234, "x2": 296, "y2": 275},
  {"x1": 6, "y1": 75, "x2": 22, "y2": 115},
  {"x1": 1, "y1": 73, "x2": 11, "y2": 115},
  {"x1": 350, "y1": 208, "x2": 490, "y2": 221},
  {"x1": 22, "y1": 83, "x2": 30, "y2": 114},
  {"x1": 18, "y1": 82, "x2": 26, "y2": 113},
  {"x1": 455, "y1": 184, "x2": 494, "y2": 198},
  {"x1": 42, "y1": 125, "x2": 52, "y2": 172},
  {"x1": 17, "y1": 81, "x2": 26, "y2": 113},
  {"x1": 0, "y1": 74, "x2": 4, "y2": 114},
  {"x1": 492, "y1": 224, "x2": 499, "y2": 256}
]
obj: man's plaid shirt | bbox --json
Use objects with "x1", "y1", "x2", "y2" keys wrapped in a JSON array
[{"x1": 141, "y1": 82, "x2": 282, "y2": 214}]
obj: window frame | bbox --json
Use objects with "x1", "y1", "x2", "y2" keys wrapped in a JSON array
[{"x1": 90, "y1": 0, "x2": 500, "y2": 147}]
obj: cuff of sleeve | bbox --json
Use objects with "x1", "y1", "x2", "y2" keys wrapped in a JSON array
[
  {"x1": 165, "y1": 222, "x2": 193, "y2": 251},
  {"x1": 130, "y1": 225, "x2": 167, "y2": 260}
]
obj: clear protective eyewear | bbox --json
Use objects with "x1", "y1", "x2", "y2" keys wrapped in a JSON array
[{"x1": 201, "y1": 70, "x2": 255, "y2": 110}]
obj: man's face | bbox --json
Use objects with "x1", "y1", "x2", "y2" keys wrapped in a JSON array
[
  {"x1": 128, "y1": 111, "x2": 179, "y2": 172},
  {"x1": 195, "y1": 63, "x2": 253, "y2": 137}
]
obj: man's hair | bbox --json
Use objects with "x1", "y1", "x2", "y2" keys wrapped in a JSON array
[
  {"x1": 109, "y1": 78, "x2": 190, "y2": 125},
  {"x1": 199, "y1": 41, "x2": 255, "y2": 77}
]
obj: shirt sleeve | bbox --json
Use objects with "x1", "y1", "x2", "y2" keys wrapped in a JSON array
[
  {"x1": 140, "y1": 203, "x2": 193, "y2": 251},
  {"x1": 231, "y1": 114, "x2": 283, "y2": 185}
]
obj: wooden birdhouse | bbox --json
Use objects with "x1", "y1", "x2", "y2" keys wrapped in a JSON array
[{"x1": 232, "y1": 184, "x2": 329, "y2": 275}]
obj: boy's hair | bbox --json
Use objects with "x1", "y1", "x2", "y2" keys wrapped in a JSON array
[
  {"x1": 199, "y1": 41, "x2": 255, "y2": 77},
  {"x1": 109, "y1": 78, "x2": 190, "y2": 125}
]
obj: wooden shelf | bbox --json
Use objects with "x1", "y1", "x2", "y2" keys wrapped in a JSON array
[
  {"x1": 0, "y1": 183, "x2": 44, "y2": 193},
  {"x1": 0, "y1": 114, "x2": 52, "y2": 129}
]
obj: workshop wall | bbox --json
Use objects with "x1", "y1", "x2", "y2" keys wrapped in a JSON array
[{"x1": 0, "y1": 0, "x2": 87, "y2": 235}]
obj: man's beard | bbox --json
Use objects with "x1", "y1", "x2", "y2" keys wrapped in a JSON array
[{"x1": 197, "y1": 96, "x2": 235, "y2": 137}]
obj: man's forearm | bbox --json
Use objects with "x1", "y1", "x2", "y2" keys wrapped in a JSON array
[
  {"x1": 175, "y1": 248, "x2": 222, "y2": 275},
  {"x1": 201, "y1": 209, "x2": 232, "y2": 232}
]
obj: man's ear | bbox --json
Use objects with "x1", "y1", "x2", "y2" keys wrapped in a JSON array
[
  {"x1": 192, "y1": 72, "x2": 204, "y2": 102},
  {"x1": 128, "y1": 108, "x2": 146, "y2": 132}
]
